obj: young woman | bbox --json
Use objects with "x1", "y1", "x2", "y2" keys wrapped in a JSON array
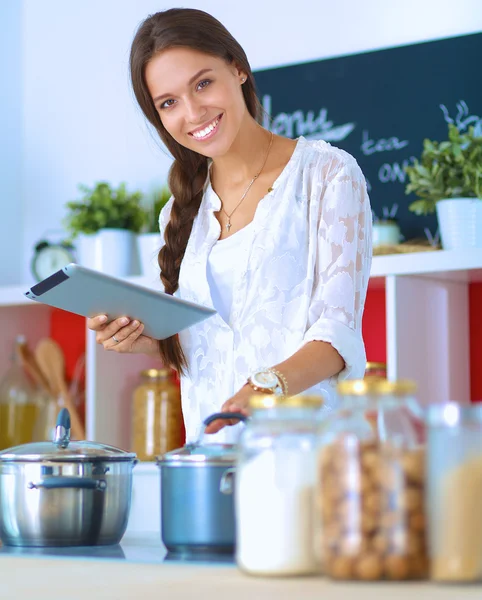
[{"x1": 87, "y1": 8, "x2": 373, "y2": 443}]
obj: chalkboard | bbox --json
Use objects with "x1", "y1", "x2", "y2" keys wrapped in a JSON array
[{"x1": 254, "y1": 32, "x2": 482, "y2": 241}]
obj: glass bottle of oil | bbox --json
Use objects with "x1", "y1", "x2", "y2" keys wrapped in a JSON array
[{"x1": 0, "y1": 335, "x2": 40, "y2": 450}]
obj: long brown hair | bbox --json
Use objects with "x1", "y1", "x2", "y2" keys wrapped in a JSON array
[{"x1": 130, "y1": 8, "x2": 260, "y2": 374}]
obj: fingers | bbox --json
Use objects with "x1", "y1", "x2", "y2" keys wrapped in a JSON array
[
  {"x1": 87, "y1": 315, "x2": 108, "y2": 331},
  {"x1": 104, "y1": 320, "x2": 145, "y2": 352}
]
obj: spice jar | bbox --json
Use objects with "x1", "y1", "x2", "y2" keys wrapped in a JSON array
[
  {"x1": 235, "y1": 394, "x2": 324, "y2": 576},
  {"x1": 132, "y1": 368, "x2": 183, "y2": 461},
  {"x1": 426, "y1": 403, "x2": 482, "y2": 583},
  {"x1": 317, "y1": 379, "x2": 428, "y2": 581}
]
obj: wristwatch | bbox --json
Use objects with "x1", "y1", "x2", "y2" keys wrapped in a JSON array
[{"x1": 247, "y1": 368, "x2": 288, "y2": 397}]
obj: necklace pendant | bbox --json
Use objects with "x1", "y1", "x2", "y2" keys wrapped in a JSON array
[{"x1": 226, "y1": 221, "x2": 232, "y2": 232}]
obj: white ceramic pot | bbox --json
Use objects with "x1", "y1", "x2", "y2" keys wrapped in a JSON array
[
  {"x1": 436, "y1": 198, "x2": 482, "y2": 250},
  {"x1": 372, "y1": 219, "x2": 401, "y2": 248},
  {"x1": 76, "y1": 229, "x2": 139, "y2": 276},
  {"x1": 137, "y1": 233, "x2": 162, "y2": 278}
]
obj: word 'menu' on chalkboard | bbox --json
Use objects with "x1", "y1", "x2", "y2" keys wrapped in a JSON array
[{"x1": 254, "y1": 32, "x2": 482, "y2": 241}]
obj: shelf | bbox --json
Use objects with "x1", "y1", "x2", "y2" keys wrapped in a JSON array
[
  {"x1": 1, "y1": 249, "x2": 481, "y2": 308},
  {"x1": 0, "y1": 283, "x2": 32, "y2": 307}
]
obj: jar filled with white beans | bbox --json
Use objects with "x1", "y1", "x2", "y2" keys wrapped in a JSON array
[{"x1": 235, "y1": 393, "x2": 324, "y2": 576}]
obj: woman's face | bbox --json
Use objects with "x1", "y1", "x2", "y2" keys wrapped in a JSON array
[{"x1": 145, "y1": 47, "x2": 248, "y2": 158}]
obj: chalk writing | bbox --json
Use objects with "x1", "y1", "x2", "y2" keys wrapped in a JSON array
[
  {"x1": 378, "y1": 158, "x2": 416, "y2": 184},
  {"x1": 360, "y1": 130, "x2": 409, "y2": 156},
  {"x1": 262, "y1": 95, "x2": 355, "y2": 142},
  {"x1": 440, "y1": 100, "x2": 482, "y2": 135}
]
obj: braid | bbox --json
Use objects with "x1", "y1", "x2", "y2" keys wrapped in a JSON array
[
  {"x1": 129, "y1": 8, "x2": 262, "y2": 373},
  {"x1": 157, "y1": 152, "x2": 208, "y2": 373}
]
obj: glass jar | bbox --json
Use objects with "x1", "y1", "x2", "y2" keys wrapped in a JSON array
[
  {"x1": 365, "y1": 362, "x2": 387, "y2": 379},
  {"x1": 426, "y1": 403, "x2": 482, "y2": 583},
  {"x1": 0, "y1": 336, "x2": 40, "y2": 450},
  {"x1": 235, "y1": 394, "x2": 324, "y2": 576},
  {"x1": 316, "y1": 379, "x2": 428, "y2": 581},
  {"x1": 132, "y1": 368, "x2": 183, "y2": 461}
]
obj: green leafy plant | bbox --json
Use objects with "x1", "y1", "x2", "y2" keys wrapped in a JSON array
[
  {"x1": 404, "y1": 123, "x2": 482, "y2": 215},
  {"x1": 141, "y1": 185, "x2": 172, "y2": 234},
  {"x1": 64, "y1": 181, "x2": 145, "y2": 237}
]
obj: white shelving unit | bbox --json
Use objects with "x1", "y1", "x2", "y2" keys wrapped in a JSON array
[
  {"x1": 1, "y1": 248, "x2": 480, "y2": 537},
  {"x1": 1, "y1": 248, "x2": 480, "y2": 447}
]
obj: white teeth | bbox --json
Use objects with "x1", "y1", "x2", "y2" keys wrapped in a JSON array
[{"x1": 192, "y1": 117, "x2": 220, "y2": 139}]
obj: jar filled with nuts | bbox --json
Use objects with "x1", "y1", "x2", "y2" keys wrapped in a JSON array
[
  {"x1": 316, "y1": 379, "x2": 428, "y2": 581},
  {"x1": 132, "y1": 369, "x2": 183, "y2": 461}
]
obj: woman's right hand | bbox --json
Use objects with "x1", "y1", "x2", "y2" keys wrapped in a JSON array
[{"x1": 87, "y1": 315, "x2": 159, "y2": 357}]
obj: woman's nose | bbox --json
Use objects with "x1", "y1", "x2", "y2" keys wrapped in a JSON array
[{"x1": 184, "y1": 98, "x2": 207, "y2": 125}]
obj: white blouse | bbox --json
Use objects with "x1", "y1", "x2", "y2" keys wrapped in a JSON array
[
  {"x1": 206, "y1": 223, "x2": 254, "y2": 323},
  {"x1": 159, "y1": 137, "x2": 373, "y2": 443}
]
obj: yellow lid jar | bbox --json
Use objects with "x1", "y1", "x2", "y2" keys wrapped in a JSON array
[{"x1": 132, "y1": 368, "x2": 183, "y2": 461}]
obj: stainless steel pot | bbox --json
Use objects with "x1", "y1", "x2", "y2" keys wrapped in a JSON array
[
  {"x1": 0, "y1": 408, "x2": 137, "y2": 547},
  {"x1": 156, "y1": 412, "x2": 246, "y2": 555}
]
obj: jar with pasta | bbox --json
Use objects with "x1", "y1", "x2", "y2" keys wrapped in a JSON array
[
  {"x1": 132, "y1": 368, "x2": 183, "y2": 461},
  {"x1": 316, "y1": 379, "x2": 428, "y2": 581}
]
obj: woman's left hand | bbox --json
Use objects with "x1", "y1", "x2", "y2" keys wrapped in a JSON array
[{"x1": 204, "y1": 384, "x2": 253, "y2": 434}]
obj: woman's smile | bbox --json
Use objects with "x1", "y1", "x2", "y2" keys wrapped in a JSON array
[{"x1": 189, "y1": 113, "x2": 223, "y2": 142}]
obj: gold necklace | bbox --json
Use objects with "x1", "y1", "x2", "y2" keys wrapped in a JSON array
[{"x1": 219, "y1": 131, "x2": 274, "y2": 233}]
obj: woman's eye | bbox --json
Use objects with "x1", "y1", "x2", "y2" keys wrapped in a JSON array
[
  {"x1": 160, "y1": 99, "x2": 175, "y2": 110},
  {"x1": 197, "y1": 79, "x2": 211, "y2": 91}
]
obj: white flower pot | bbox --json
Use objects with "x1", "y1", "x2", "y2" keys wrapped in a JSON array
[
  {"x1": 76, "y1": 228, "x2": 139, "y2": 276},
  {"x1": 137, "y1": 233, "x2": 162, "y2": 278},
  {"x1": 436, "y1": 198, "x2": 482, "y2": 250}
]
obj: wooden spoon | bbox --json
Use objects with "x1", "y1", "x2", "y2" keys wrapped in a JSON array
[
  {"x1": 35, "y1": 338, "x2": 86, "y2": 440},
  {"x1": 16, "y1": 338, "x2": 53, "y2": 395}
]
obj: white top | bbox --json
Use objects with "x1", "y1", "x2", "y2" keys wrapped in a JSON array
[
  {"x1": 159, "y1": 137, "x2": 373, "y2": 443},
  {"x1": 206, "y1": 223, "x2": 254, "y2": 324}
]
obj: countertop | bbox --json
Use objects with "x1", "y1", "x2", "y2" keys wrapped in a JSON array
[{"x1": 0, "y1": 536, "x2": 481, "y2": 600}]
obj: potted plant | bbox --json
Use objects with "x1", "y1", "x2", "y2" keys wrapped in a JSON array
[
  {"x1": 64, "y1": 181, "x2": 145, "y2": 276},
  {"x1": 404, "y1": 123, "x2": 482, "y2": 249},
  {"x1": 137, "y1": 185, "x2": 171, "y2": 277}
]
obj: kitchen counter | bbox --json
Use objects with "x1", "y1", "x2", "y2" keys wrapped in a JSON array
[{"x1": 0, "y1": 536, "x2": 480, "y2": 600}]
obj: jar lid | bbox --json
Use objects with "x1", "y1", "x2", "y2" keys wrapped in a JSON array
[
  {"x1": 337, "y1": 379, "x2": 417, "y2": 396},
  {"x1": 0, "y1": 408, "x2": 136, "y2": 463},
  {"x1": 157, "y1": 443, "x2": 238, "y2": 465},
  {"x1": 366, "y1": 362, "x2": 387, "y2": 370},
  {"x1": 427, "y1": 402, "x2": 482, "y2": 427},
  {"x1": 140, "y1": 368, "x2": 172, "y2": 378},
  {"x1": 249, "y1": 393, "x2": 324, "y2": 410}
]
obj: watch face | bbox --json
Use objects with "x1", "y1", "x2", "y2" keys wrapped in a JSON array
[
  {"x1": 252, "y1": 370, "x2": 279, "y2": 390},
  {"x1": 32, "y1": 244, "x2": 75, "y2": 282}
]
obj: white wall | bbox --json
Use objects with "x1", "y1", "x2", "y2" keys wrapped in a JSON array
[
  {"x1": 0, "y1": 0, "x2": 23, "y2": 286},
  {"x1": 3, "y1": 0, "x2": 482, "y2": 284}
]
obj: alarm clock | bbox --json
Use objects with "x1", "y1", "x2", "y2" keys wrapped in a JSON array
[{"x1": 31, "y1": 239, "x2": 76, "y2": 282}]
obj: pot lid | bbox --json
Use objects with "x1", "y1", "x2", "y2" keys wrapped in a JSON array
[
  {"x1": 158, "y1": 442, "x2": 238, "y2": 465},
  {"x1": 0, "y1": 409, "x2": 136, "y2": 463},
  {"x1": 157, "y1": 411, "x2": 247, "y2": 465}
]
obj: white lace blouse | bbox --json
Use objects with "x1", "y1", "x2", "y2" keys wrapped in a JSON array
[{"x1": 159, "y1": 136, "x2": 373, "y2": 443}]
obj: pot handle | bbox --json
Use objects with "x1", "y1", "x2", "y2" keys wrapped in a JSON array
[
  {"x1": 202, "y1": 412, "x2": 248, "y2": 429},
  {"x1": 220, "y1": 467, "x2": 236, "y2": 495},
  {"x1": 194, "y1": 412, "x2": 248, "y2": 444},
  {"x1": 28, "y1": 477, "x2": 107, "y2": 491}
]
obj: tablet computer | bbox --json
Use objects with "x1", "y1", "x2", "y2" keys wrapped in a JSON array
[{"x1": 24, "y1": 263, "x2": 216, "y2": 340}]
